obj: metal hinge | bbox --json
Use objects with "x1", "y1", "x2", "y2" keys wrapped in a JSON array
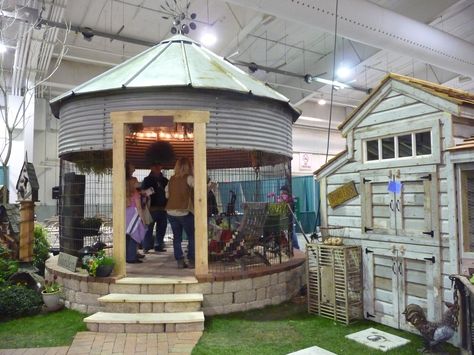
[
  {"x1": 365, "y1": 227, "x2": 373, "y2": 232},
  {"x1": 366, "y1": 312, "x2": 375, "y2": 318},
  {"x1": 363, "y1": 178, "x2": 372, "y2": 184},
  {"x1": 365, "y1": 248, "x2": 373, "y2": 254},
  {"x1": 424, "y1": 256, "x2": 436, "y2": 263},
  {"x1": 422, "y1": 230, "x2": 434, "y2": 238},
  {"x1": 420, "y1": 174, "x2": 432, "y2": 181}
]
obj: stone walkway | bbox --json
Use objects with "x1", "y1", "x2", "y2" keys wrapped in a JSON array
[{"x1": 0, "y1": 331, "x2": 202, "y2": 355}]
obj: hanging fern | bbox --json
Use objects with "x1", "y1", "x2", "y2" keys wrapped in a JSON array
[{"x1": 68, "y1": 150, "x2": 113, "y2": 175}]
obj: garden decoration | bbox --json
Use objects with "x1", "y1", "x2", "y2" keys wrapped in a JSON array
[
  {"x1": 83, "y1": 250, "x2": 115, "y2": 277},
  {"x1": 41, "y1": 275, "x2": 63, "y2": 312},
  {"x1": 16, "y1": 158, "x2": 39, "y2": 263},
  {"x1": 403, "y1": 302, "x2": 459, "y2": 352}
]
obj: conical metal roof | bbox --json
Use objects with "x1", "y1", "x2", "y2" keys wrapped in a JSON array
[{"x1": 51, "y1": 35, "x2": 298, "y2": 118}]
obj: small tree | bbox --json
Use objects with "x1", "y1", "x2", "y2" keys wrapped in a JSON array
[{"x1": 0, "y1": 3, "x2": 70, "y2": 204}]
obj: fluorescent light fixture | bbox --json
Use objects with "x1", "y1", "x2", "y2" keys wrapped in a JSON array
[
  {"x1": 201, "y1": 31, "x2": 217, "y2": 47},
  {"x1": 298, "y1": 116, "x2": 326, "y2": 123},
  {"x1": 0, "y1": 43, "x2": 7, "y2": 53},
  {"x1": 312, "y1": 77, "x2": 350, "y2": 89},
  {"x1": 318, "y1": 98, "x2": 326, "y2": 106}
]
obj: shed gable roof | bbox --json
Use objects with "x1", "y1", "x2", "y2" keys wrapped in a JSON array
[
  {"x1": 338, "y1": 73, "x2": 474, "y2": 133},
  {"x1": 315, "y1": 73, "x2": 474, "y2": 178},
  {"x1": 448, "y1": 136, "x2": 474, "y2": 152}
]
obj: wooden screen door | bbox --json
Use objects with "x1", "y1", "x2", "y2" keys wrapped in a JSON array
[{"x1": 459, "y1": 170, "x2": 474, "y2": 275}]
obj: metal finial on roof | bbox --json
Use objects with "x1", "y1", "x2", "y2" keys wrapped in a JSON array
[{"x1": 160, "y1": 0, "x2": 197, "y2": 35}]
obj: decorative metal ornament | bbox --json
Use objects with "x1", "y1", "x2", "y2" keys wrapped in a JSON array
[{"x1": 160, "y1": 0, "x2": 198, "y2": 35}]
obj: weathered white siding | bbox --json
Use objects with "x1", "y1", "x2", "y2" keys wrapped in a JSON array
[{"x1": 318, "y1": 84, "x2": 462, "y2": 336}]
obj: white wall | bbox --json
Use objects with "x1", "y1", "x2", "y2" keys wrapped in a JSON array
[
  {"x1": 33, "y1": 99, "x2": 60, "y2": 220},
  {"x1": 0, "y1": 94, "x2": 35, "y2": 203},
  {"x1": 291, "y1": 100, "x2": 349, "y2": 175}
]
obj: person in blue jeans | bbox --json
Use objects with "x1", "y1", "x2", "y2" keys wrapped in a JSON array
[
  {"x1": 141, "y1": 163, "x2": 168, "y2": 253},
  {"x1": 165, "y1": 157, "x2": 195, "y2": 269},
  {"x1": 279, "y1": 185, "x2": 300, "y2": 250}
]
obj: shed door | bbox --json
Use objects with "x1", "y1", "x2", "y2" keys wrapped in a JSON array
[
  {"x1": 363, "y1": 242, "x2": 441, "y2": 331},
  {"x1": 397, "y1": 171, "x2": 438, "y2": 240},
  {"x1": 397, "y1": 248, "x2": 441, "y2": 331},
  {"x1": 363, "y1": 244, "x2": 399, "y2": 328},
  {"x1": 361, "y1": 174, "x2": 395, "y2": 235},
  {"x1": 361, "y1": 169, "x2": 438, "y2": 242}
]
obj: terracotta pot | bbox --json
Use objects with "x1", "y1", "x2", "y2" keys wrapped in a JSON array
[{"x1": 41, "y1": 291, "x2": 62, "y2": 311}]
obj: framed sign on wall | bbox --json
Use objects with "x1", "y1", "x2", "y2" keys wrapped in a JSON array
[{"x1": 299, "y1": 153, "x2": 312, "y2": 170}]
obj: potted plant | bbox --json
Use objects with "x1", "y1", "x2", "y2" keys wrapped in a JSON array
[
  {"x1": 82, "y1": 250, "x2": 115, "y2": 277},
  {"x1": 41, "y1": 275, "x2": 63, "y2": 312}
]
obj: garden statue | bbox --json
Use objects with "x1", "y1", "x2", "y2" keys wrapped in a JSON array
[{"x1": 403, "y1": 302, "x2": 459, "y2": 352}]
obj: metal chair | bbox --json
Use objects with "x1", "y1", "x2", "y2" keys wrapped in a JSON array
[{"x1": 219, "y1": 202, "x2": 270, "y2": 268}]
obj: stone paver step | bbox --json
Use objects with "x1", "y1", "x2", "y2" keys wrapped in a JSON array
[
  {"x1": 99, "y1": 293, "x2": 203, "y2": 312},
  {"x1": 85, "y1": 311, "x2": 204, "y2": 324},
  {"x1": 84, "y1": 311, "x2": 205, "y2": 333},
  {"x1": 116, "y1": 276, "x2": 198, "y2": 285},
  {"x1": 98, "y1": 293, "x2": 203, "y2": 303}
]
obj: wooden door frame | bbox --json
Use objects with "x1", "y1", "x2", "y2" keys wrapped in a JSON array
[
  {"x1": 457, "y1": 165, "x2": 474, "y2": 275},
  {"x1": 110, "y1": 109, "x2": 210, "y2": 278}
]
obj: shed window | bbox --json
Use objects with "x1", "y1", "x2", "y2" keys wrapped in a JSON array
[
  {"x1": 398, "y1": 134, "x2": 412, "y2": 157},
  {"x1": 382, "y1": 137, "x2": 395, "y2": 159},
  {"x1": 366, "y1": 140, "x2": 379, "y2": 161},
  {"x1": 364, "y1": 130, "x2": 431, "y2": 162},
  {"x1": 416, "y1": 131, "x2": 431, "y2": 156}
]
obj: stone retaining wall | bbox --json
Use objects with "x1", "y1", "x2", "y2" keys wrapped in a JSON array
[
  {"x1": 200, "y1": 262, "x2": 306, "y2": 315},
  {"x1": 45, "y1": 255, "x2": 306, "y2": 315},
  {"x1": 44, "y1": 257, "x2": 114, "y2": 314}
]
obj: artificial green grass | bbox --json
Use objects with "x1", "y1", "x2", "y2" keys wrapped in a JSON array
[
  {"x1": 0, "y1": 309, "x2": 87, "y2": 349},
  {"x1": 193, "y1": 302, "x2": 459, "y2": 355}
]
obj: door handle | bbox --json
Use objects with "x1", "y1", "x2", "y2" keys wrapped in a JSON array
[
  {"x1": 392, "y1": 262, "x2": 397, "y2": 275},
  {"x1": 396, "y1": 200, "x2": 400, "y2": 211},
  {"x1": 389, "y1": 200, "x2": 394, "y2": 211},
  {"x1": 398, "y1": 262, "x2": 402, "y2": 275}
]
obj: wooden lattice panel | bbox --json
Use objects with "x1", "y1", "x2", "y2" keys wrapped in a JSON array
[{"x1": 307, "y1": 243, "x2": 363, "y2": 324}]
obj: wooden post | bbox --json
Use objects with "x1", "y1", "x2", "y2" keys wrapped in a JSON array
[
  {"x1": 110, "y1": 109, "x2": 210, "y2": 278},
  {"x1": 193, "y1": 121, "x2": 208, "y2": 277},
  {"x1": 111, "y1": 119, "x2": 126, "y2": 277},
  {"x1": 19, "y1": 201, "x2": 34, "y2": 262}
]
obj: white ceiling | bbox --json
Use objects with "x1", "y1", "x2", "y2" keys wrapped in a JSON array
[{"x1": 2, "y1": 0, "x2": 474, "y2": 117}]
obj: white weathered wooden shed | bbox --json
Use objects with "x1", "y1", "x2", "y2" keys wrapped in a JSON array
[{"x1": 315, "y1": 73, "x2": 474, "y2": 334}]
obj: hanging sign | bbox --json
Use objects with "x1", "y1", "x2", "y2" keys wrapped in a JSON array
[
  {"x1": 299, "y1": 153, "x2": 312, "y2": 170},
  {"x1": 327, "y1": 181, "x2": 358, "y2": 208},
  {"x1": 387, "y1": 181, "x2": 402, "y2": 194}
]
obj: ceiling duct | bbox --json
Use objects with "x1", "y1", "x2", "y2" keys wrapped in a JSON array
[{"x1": 225, "y1": 0, "x2": 474, "y2": 77}]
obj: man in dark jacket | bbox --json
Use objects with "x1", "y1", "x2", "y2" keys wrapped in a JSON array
[{"x1": 141, "y1": 163, "x2": 168, "y2": 252}]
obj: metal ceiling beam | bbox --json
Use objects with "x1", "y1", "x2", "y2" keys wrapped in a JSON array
[
  {"x1": 38, "y1": 18, "x2": 155, "y2": 47},
  {"x1": 1, "y1": 9, "x2": 156, "y2": 48},
  {"x1": 223, "y1": 0, "x2": 474, "y2": 77},
  {"x1": 221, "y1": 14, "x2": 266, "y2": 57}
]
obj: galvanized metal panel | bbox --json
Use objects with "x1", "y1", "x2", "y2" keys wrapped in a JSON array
[
  {"x1": 58, "y1": 90, "x2": 293, "y2": 159},
  {"x1": 50, "y1": 35, "x2": 298, "y2": 118}
]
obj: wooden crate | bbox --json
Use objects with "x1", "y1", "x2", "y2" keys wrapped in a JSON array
[{"x1": 307, "y1": 243, "x2": 363, "y2": 324}]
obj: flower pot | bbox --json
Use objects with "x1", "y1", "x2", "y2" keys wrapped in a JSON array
[
  {"x1": 41, "y1": 291, "x2": 62, "y2": 312},
  {"x1": 95, "y1": 264, "x2": 114, "y2": 277}
]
